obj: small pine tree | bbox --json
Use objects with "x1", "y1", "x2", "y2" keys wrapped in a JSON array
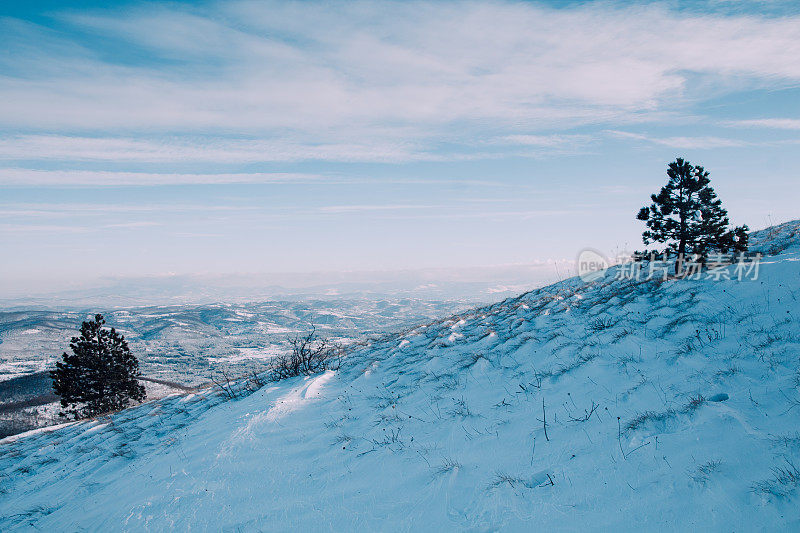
[
  {"x1": 51, "y1": 314, "x2": 146, "y2": 419},
  {"x1": 637, "y1": 158, "x2": 749, "y2": 274}
]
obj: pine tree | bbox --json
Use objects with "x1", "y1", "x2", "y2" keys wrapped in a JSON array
[
  {"x1": 637, "y1": 158, "x2": 749, "y2": 274},
  {"x1": 51, "y1": 314, "x2": 146, "y2": 419}
]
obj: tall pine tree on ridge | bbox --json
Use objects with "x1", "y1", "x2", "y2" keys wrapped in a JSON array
[{"x1": 637, "y1": 158, "x2": 749, "y2": 275}]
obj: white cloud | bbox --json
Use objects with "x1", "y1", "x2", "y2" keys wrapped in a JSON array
[
  {"x1": 0, "y1": 167, "x2": 321, "y2": 186},
  {"x1": 0, "y1": 1, "x2": 799, "y2": 166},
  {"x1": 729, "y1": 118, "x2": 800, "y2": 130},
  {"x1": 0, "y1": 135, "x2": 425, "y2": 163},
  {"x1": 500, "y1": 134, "x2": 594, "y2": 148},
  {"x1": 319, "y1": 204, "x2": 442, "y2": 213},
  {"x1": 0, "y1": 202, "x2": 265, "y2": 217},
  {"x1": 0, "y1": 223, "x2": 90, "y2": 233},
  {"x1": 104, "y1": 221, "x2": 162, "y2": 228},
  {"x1": 607, "y1": 130, "x2": 749, "y2": 149}
]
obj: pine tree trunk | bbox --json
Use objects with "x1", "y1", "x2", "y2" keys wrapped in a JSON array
[{"x1": 676, "y1": 238, "x2": 685, "y2": 276}]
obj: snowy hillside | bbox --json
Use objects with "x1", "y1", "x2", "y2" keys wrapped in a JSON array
[{"x1": 2, "y1": 221, "x2": 800, "y2": 530}]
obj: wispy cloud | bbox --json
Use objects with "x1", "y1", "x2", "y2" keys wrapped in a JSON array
[
  {"x1": 0, "y1": 203, "x2": 264, "y2": 217},
  {"x1": 0, "y1": 223, "x2": 90, "y2": 234},
  {"x1": 728, "y1": 118, "x2": 800, "y2": 130},
  {"x1": 607, "y1": 130, "x2": 749, "y2": 149},
  {"x1": 104, "y1": 221, "x2": 162, "y2": 228},
  {"x1": 0, "y1": 1, "x2": 798, "y2": 168},
  {"x1": 497, "y1": 134, "x2": 596, "y2": 156},
  {"x1": 501, "y1": 134, "x2": 594, "y2": 148},
  {"x1": 0, "y1": 135, "x2": 431, "y2": 164},
  {"x1": 319, "y1": 204, "x2": 443, "y2": 213},
  {"x1": 0, "y1": 167, "x2": 321, "y2": 186}
]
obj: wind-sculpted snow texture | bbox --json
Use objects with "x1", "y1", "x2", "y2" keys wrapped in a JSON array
[{"x1": 2, "y1": 222, "x2": 799, "y2": 530}]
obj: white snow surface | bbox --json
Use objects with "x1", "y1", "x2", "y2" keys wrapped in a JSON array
[{"x1": 2, "y1": 222, "x2": 800, "y2": 530}]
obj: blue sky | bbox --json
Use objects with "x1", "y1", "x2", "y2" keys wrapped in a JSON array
[{"x1": 1, "y1": 0, "x2": 799, "y2": 297}]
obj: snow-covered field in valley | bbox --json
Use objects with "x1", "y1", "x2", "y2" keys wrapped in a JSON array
[
  {"x1": 1, "y1": 221, "x2": 799, "y2": 530},
  {"x1": 0, "y1": 299, "x2": 472, "y2": 384},
  {"x1": 0, "y1": 299, "x2": 474, "y2": 438}
]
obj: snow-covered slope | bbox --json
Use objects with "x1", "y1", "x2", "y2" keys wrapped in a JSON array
[{"x1": 2, "y1": 222, "x2": 800, "y2": 530}]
